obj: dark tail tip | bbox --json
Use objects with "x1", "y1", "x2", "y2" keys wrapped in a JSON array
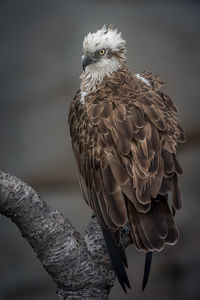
[
  {"x1": 142, "y1": 251, "x2": 153, "y2": 292},
  {"x1": 101, "y1": 227, "x2": 131, "y2": 293}
]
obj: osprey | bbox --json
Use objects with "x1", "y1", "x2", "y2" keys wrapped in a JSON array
[{"x1": 69, "y1": 25, "x2": 185, "y2": 292}]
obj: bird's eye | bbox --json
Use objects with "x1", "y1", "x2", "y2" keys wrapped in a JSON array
[{"x1": 99, "y1": 49, "x2": 105, "y2": 56}]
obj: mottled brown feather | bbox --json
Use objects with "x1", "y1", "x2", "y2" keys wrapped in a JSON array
[{"x1": 69, "y1": 67, "x2": 185, "y2": 254}]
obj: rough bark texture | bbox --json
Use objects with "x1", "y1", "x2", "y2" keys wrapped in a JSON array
[{"x1": 0, "y1": 171, "x2": 131, "y2": 299}]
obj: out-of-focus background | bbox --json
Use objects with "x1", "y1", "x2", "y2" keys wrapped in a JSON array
[{"x1": 0, "y1": 0, "x2": 199, "y2": 299}]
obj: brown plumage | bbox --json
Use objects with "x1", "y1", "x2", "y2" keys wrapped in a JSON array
[{"x1": 69, "y1": 26, "x2": 185, "y2": 293}]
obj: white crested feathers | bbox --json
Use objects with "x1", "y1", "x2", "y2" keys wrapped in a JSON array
[
  {"x1": 80, "y1": 25, "x2": 127, "y2": 97},
  {"x1": 82, "y1": 25, "x2": 126, "y2": 56}
]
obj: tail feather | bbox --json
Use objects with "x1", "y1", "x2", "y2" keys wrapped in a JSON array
[
  {"x1": 113, "y1": 230, "x2": 128, "y2": 268},
  {"x1": 101, "y1": 227, "x2": 131, "y2": 293},
  {"x1": 142, "y1": 251, "x2": 153, "y2": 291},
  {"x1": 127, "y1": 192, "x2": 180, "y2": 291}
]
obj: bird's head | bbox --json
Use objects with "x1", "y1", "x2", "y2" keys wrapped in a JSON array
[{"x1": 82, "y1": 25, "x2": 126, "y2": 75}]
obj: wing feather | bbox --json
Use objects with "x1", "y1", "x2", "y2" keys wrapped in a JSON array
[{"x1": 69, "y1": 68, "x2": 185, "y2": 289}]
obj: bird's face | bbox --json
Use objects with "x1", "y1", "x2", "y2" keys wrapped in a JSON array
[
  {"x1": 82, "y1": 25, "x2": 127, "y2": 75},
  {"x1": 82, "y1": 48, "x2": 107, "y2": 71}
]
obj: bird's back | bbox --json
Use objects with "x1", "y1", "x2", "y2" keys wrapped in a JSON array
[{"x1": 69, "y1": 66, "x2": 185, "y2": 291}]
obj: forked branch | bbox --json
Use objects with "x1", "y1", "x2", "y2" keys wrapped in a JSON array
[{"x1": 0, "y1": 171, "x2": 131, "y2": 299}]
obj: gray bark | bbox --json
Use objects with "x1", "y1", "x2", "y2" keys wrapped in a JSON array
[{"x1": 0, "y1": 171, "x2": 131, "y2": 299}]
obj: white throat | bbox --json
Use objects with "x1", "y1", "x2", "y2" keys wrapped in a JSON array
[{"x1": 80, "y1": 57, "x2": 121, "y2": 102}]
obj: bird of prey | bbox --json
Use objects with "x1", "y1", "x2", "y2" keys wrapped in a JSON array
[{"x1": 69, "y1": 25, "x2": 185, "y2": 293}]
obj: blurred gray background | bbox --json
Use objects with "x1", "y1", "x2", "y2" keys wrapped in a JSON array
[{"x1": 0, "y1": 0, "x2": 200, "y2": 299}]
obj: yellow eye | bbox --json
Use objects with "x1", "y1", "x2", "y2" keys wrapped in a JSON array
[{"x1": 99, "y1": 49, "x2": 105, "y2": 56}]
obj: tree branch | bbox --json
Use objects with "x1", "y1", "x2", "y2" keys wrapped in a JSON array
[{"x1": 0, "y1": 171, "x2": 132, "y2": 299}]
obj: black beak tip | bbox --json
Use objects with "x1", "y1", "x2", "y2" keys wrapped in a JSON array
[{"x1": 82, "y1": 54, "x2": 97, "y2": 71}]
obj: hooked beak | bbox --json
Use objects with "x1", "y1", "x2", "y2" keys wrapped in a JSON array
[{"x1": 82, "y1": 54, "x2": 97, "y2": 71}]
